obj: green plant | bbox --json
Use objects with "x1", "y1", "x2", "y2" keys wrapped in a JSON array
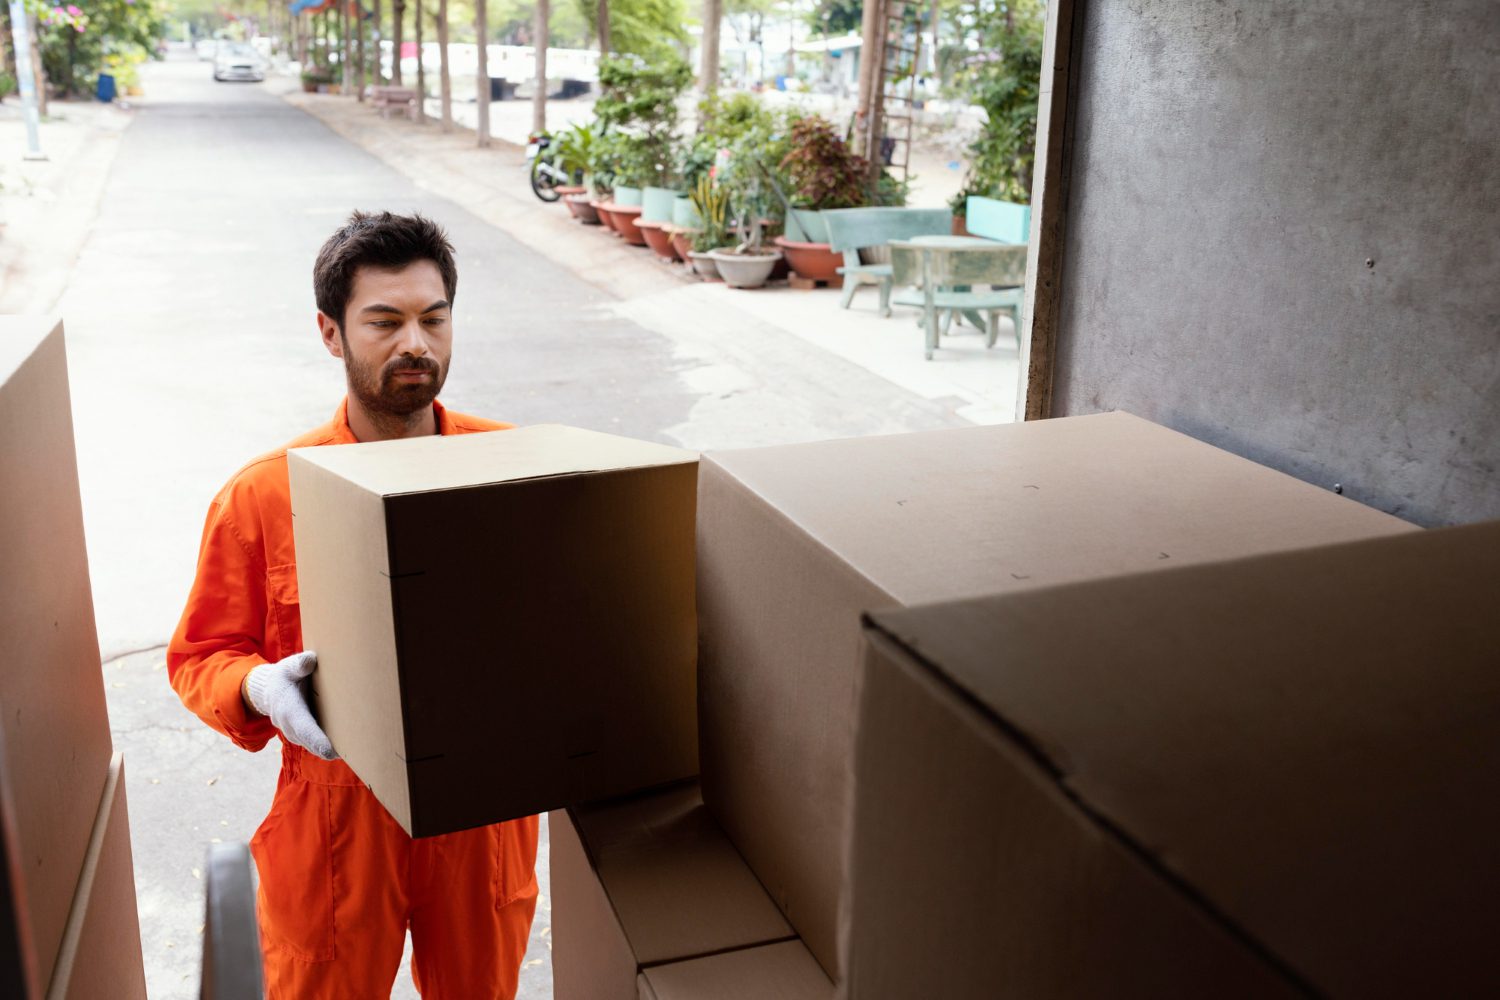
[
  {"x1": 689, "y1": 175, "x2": 729, "y2": 252},
  {"x1": 302, "y1": 65, "x2": 335, "y2": 86},
  {"x1": 778, "y1": 115, "x2": 869, "y2": 210},
  {"x1": 36, "y1": 0, "x2": 167, "y2": 99},
  {"x1": 0, "y1": 71, "x2": 16, "y2": 100},
  {"x1": 948, "y1": 0, "x2": 1044, "y2": 209},
  {"x1": 554, "y1": 121, "x2": 598, "y2": 184},
  {"x1": 593, "y1": 53, "x2": 693, "y2": 188}
]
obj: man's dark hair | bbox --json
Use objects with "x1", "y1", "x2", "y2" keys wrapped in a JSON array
[{"x1": 313, "y1": 211, "x2": 458, "y2": 330}]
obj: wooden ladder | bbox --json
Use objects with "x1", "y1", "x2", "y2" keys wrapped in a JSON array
[{"x1": 864, "y1": 0, "x2": 924, "y2": 184}]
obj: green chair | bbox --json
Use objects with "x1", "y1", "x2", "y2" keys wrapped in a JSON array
[
  {"x1": 889, "y1": 241, "x2": 1027, "y2": 360},
  {"x1": 823, "y1": 207, "x2": 953, "y2": 316}
]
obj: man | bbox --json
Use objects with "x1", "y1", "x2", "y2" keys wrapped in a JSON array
[{"x1": 168, "y1": 211, "x2": 539, "y2": 998}]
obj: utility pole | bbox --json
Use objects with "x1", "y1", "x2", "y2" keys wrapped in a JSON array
[
  {"x1": 700, "y1": 0, "x2": 720, "y2": 95},
  {"x1": 475, "y1": 0, "x2": 490, "y2": 146},
  {"x1": 437, "y1": 0, "x2": 452, "y2": 130},
  {"x1": 6, "y1": 0, "x2": 43, "y2": 159},
  {"x1": 531, "y1": 0, "x2": 548, "y2": 135}
]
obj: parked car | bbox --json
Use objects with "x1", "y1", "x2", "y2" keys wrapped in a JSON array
[{"x1": 214, "y1": 42, "x2": 265, "y2": 83}]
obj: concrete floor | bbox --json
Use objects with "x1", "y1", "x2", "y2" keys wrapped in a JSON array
[{"x1": 46, "y1": 52, "x2": 980, "y2": 998}]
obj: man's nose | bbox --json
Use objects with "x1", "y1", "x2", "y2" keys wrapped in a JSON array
[{"x1": 397, "y1": 319, "x2": 429, "y2": 357}]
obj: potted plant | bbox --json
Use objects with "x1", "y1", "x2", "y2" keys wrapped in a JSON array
[
  {"x1": 686, "y1": 176, "x2": 729, "y2": 280},
  {"x1": 552, "y1": 122, "x2": 595, "y2": 202},
  {"x1": 708, "y1": 134, "x2": 784, "y2": 289},
  {"x1": 773, "y1": 116, "x2": 871, "y2": 284},
  {"x1": 595, "y1": 54, "x2": 691, "y2": 215},
  {"x1": 301, "y1": 65, "x2": 334, "y2": 93}
]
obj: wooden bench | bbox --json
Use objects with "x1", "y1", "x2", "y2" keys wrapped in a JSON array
[
  {"x1": 823, "y1": 207, "x2": 953, "y2": 316},
  {"x1": 890, "y1": 240, "x2": 1027, "y2": 360},
  {"x1": 371, "y1": 86, "x2": 419, "y2": 121}
]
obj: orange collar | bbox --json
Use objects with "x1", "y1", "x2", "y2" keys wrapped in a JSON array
[{"x1": 331, "y1": 397, "x2": 452, "y2": 443}]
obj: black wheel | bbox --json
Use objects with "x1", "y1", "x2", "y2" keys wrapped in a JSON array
[{"x1": 530, "y1": 156, "x2": 562, "y2": 203}]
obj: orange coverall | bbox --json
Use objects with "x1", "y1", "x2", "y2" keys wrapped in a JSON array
[{"x1": 168, "y1": 399, "x2": 540, "y2": 999}]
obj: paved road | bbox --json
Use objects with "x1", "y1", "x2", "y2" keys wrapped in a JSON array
[{"x1": 59, "y1": 53, "x2": 966, "y2": 998}]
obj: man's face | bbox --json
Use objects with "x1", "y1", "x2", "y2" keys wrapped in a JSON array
[{"x1": 320, "y1": 260, "x2": 453, "y2": 416}]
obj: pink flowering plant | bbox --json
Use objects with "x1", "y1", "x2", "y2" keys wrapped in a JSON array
[{"x1": 30, "y1": 0, "x2": 166, "y2": 98}]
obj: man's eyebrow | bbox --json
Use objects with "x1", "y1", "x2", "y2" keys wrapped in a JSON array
[{"x1": 358, "y1": 300, "x2": 451, "y2": 315}]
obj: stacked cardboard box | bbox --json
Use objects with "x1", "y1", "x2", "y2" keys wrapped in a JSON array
[
  {"x1": 844, "y1": 522, "x2": 1500, "y2": 996},
  {"x1": 551, "y1": 782, "x2": 830, "y2": 999},
  {"x1": 694, "y1": 411, "x2": 1415, "y2": 981},
  {"x1": 0, "y1": 318, "x2": 146, "y2": 998}
]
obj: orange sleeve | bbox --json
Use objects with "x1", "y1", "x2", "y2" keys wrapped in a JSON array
[{"x1": 166, "y1": 492, "x2": 278, "y2": 752}]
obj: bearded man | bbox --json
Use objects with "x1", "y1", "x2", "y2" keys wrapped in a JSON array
[{"x1": 167, "y1": 211, "x2": 539, "y2": 998}]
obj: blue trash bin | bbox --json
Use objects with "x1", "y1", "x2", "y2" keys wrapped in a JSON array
[{"x1": 96, "y1": 73, "x2": 117, "y2": 102}]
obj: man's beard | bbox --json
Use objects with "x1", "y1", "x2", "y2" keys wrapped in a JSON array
[{"x1": 342, "y1": 337, "x2": 448, "y2": 417}]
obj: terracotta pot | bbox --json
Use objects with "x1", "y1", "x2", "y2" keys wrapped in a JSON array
[
  {"x1": 668, "y1": 229, "x2": 699, "y2": 261},
  {"x1": 774, "y1": 236, "x2": 842, "y2": 283},
  {"x1": 593, "y1": 201, "x2": 623, "y2": 235},
  {"x1": 611, "y1": 205, "x2": 647, "y2": 246},
  {"x1": 708, "y1": 248, "x2": 782, "y2": 289},
  {"x1": 952, "y1": 214, "x2": 971, "y2": 237},
  {"x1": 637, "y1": 219, "x2": 679, "y2": 261},
  {"x1": 687, "y1": 251, "x2": 722, "y2": 281},
  {"x1": 555, "y1": 185, "x2": 587, "y2": 199},
  {"x1": 565, "y1": 195, "x2": 601, "y2": 224}
]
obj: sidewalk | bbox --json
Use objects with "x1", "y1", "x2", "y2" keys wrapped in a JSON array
[
  {"x1": 0, "y1": 98, "x2": 135, "y2": 313},
  {"x1": 278, "y1": 80, "x2": 1019, "y2": 426}
]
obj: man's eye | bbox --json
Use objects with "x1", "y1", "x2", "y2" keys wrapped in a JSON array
[
  {"x1": 372, "y1": 320, "x2": 397, "y2": 328},
  {"x1": 424, "y1": 317, "x2": 447, "y2": 325}
]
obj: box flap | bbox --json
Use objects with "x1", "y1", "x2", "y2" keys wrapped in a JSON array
[
  {"x1": 866, "y1": 521, "x2": 1500, "y2": 995},
  {"x1": 703, "y1": 411, "x2": 1413, "y2": 607},
  {"x1": 289, "y1": 423, "x2": 696, "y2": 498},
  {"x1": 575, "y1": 784, "x2": 793, "y2": 966},
  {"x1": 637, "y1": 940, "x2": 833, "y2": 1000}
]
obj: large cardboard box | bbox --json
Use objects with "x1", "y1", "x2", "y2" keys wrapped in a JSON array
[
  {"x1": 845, "y1": 522, "x2": 1500, "y2": 998},
  {"x1": 551, "y1": 782, "x2": 794, "y2": 1000},
  {"x1": 0, "y1": 318, "x2": 114, "y2": 989},
  {"x1": 637, "y1": 940, "x2": 834, "y2": 1000},
  {"x1": 289, "y1": 425, "x2": 698, "y2": 838},
  {"x1": 696, "y1": 411, "x2": 1416, "y2": 978},
  {"x1": 45, "y1": 753, "x2": 147, "y2": 1000}
]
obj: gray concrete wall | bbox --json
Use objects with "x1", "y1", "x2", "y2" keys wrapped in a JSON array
[{"x1": 1051, "y1": 1, "x2": 1500, "y2": 526}]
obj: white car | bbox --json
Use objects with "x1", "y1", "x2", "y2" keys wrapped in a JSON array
[{"x1": 214, "y1": 42, "x2": 265, "y2": 82}]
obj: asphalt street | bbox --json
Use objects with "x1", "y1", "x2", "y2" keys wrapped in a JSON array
[{"x1": 58, "y1": 53, "x2": 968, "y2": 998}]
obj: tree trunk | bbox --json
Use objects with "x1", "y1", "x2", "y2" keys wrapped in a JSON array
[
  {"x1": 475, "y1": 0, "x2": 490, "y2": 147},
  {"x1": 372, "y1": 0, "x2": 383, "y2": 85},
  {"x1": 855, "y1": 0, "x2": 884, "y2": 160},
  {"x1": 596, "y1": 0, "x2": 608, "y2": 58},
  {"x1": 356, "y1": 3, "x2": 366, "y2": 100},
  {"x1": 392, "y1": 0, "x2": 405, "y2": 86},
  {"x1": 341, "y1": 0, "x2": 352, "y2": 94},
  {"x1": 929, "y1": 0, "x2": 939, "y2": 78},
  {"x1": 414, "y1": 1, "x2": 425, "y2": 121},
  {"x1": 700, "y1": 0, "x2": 720, "y2": 94},
  {"x1": 437, "y1": 0, "x2": 452, "y2": 131},
  {"x1": 531, "y1": 0, "x2": 547, "y2": 134}
]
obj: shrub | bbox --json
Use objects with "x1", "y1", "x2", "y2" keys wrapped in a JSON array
[{"x1": 778, "y1": 116, "x2": 869, "y2": 210}]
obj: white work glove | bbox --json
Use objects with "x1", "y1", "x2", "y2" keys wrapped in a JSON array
[{"x1": 244, "y1": 651, "x2": 338, "y2": 760}]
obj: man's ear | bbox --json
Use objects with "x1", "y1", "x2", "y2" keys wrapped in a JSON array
[{"x1": 318, "y1": 312, "x2": 343, "y2": 359}]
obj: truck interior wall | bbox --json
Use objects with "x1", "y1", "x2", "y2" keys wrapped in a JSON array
[{"x1": 1047, "y1": 0, "x2": 1500, "y2": 527}]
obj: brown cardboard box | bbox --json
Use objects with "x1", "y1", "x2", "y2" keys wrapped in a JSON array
[
  {"x1": 696, "y1": 411, "x2": 1416, "y2": 978},
  {"x1": 551, "y1": 782, "x2": 794, "y2": 1000},
  {"x1": 289, "y1": 425, "x2": 699, "y2": 838},
  {"x1": 45, "y1": 753, "x2": 147, "y2": 1000},
  {"x1": 637, "y1": 940, "x2": 833, "y2": 1000},
  {"x1": 0, "y1": 318, "x2": 114, "y2": 989},
  {"x1": 845, "y1": 522, "x2": 1500, "y2": 999}
]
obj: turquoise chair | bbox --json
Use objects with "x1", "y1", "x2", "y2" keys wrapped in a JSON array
[{"x1": 823, "y1": 207, "x2": 953, "y2": 316}]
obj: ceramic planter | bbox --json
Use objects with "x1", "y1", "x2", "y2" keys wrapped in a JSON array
[
  {"x1": 687, "y1": 251, "x2": 722, "y2": 281},
  {"x1": 642, "y1": 187, "x2": 682, "y2": 224},
  {"x1": 611, "y1": 205, "x2": 648, "y2": 245},
  {"x1": 708, "y1": 248, "x2": 783, "y2": 289},
  {"x1": 672, "y1": 196, "x2": 701, "y2": 229},
  {"x1": 773, "y1": 236, "x2": 843, "y2": 283},
  {"x1": 565, "y1": 194, "x2": 601, "y2": 224},
  {"x1": 612, "y1": 186, "x2": 643, "y2": 207},
  {"x1": 636, "y1": 219, "x2": 678, "y2": 261}
]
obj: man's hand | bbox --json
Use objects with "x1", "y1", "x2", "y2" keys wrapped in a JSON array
[{"x1": 242, "y1": 651, "x2": 338, "y2": 760}]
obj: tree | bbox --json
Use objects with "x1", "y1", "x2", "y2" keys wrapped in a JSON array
[
  {"x1": 437, "y1": 0, "x2": 451, "y2": 128},
  {"x1": 950, "y1": 0, "x2": 1042, "y2": 205},
  {"x1": 698, "y1": 0, "x2": 718, "y2": 92},
  {"x1": 474, "y1": 0, "x2": 488, "y2": 145},
  {"x1": 34, "y1": 0, "x2": 167, "y2": 99},
  {"x1": 531, "y1": 0, "x2": 546, "y2": 132},
  {"x1": 571, "y1": 0, "x2": 683, "y2": 61}
]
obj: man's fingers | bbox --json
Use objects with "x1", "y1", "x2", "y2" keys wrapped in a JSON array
[{"x1": 285, "y1": 650, "x2": 318, "y2": 679}]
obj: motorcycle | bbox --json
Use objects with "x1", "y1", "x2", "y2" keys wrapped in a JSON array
[{"x1": 526, "y1": 133, "x2": 576, "y2": 203}]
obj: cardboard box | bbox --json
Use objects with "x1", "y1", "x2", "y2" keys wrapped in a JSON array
[
  {"x1": 638, "y1": 940, "x2": 833, "y2": 1000},
  {"x1": 551, "y1": 782, "x2": 794, "y2": 1000},
  {"x1": 45, "y1": 753, "x2": 147, "y2": 1000},
  {"x1": 0, "y1": 318, "x2": 114, "y2": 989},
  {"x1": 696, "y1": 411, "x2": 1416, "y2": 978},
  {"x1": 289, "y1": 425, "x2": 699, "y2": 838},
  {"x1": 845, "y1": 522, "x2": 1500, "y2": 998}
]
